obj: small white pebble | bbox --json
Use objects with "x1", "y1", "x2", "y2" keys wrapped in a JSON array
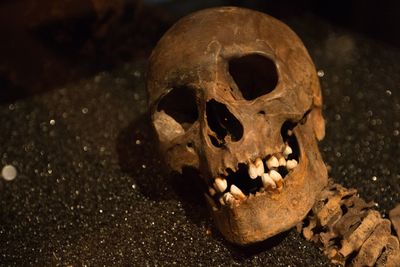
[
  {"x1": 2, "y1": 165, "x2": 17, "y2": 181},
  {"x1": 317, "y1": 70, "x2": 325, "y2": 77}
]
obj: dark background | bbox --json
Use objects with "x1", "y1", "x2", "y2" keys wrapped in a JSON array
[{"x1": 0, "y1": 0, "x2": 399, "y2": 266}]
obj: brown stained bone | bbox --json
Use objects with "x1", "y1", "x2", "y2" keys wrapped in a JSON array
[
  {"x1": 389, "y1": 204, "x2": 400, "y2": 239},
  {"x1": 301, "y1": 180, "x2": 400, "y2": 266},
  {"x1": 147, "y1": 6, "x2": 327, "y2": 245}
]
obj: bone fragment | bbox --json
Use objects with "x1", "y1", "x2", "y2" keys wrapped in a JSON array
[
  {"x1": 339, "y1": 210, "x2": 382, "y2": 257},
  {"x1": 389, "y1": 204, "x2": 400, "y2": 239},
  {"x1": 376, "y1": 236, "x2": 400, "y2": 267},
  {"x1": 300, "y1": 181, "x2": 400, "y2": 267},
  {"x1": 352, "y1": 219, "x2": 391, "y2": 267}
]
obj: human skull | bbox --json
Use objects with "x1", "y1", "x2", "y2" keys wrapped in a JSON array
[{"x1": 147, "y1": 7, "x2": 328, "y2": 245}]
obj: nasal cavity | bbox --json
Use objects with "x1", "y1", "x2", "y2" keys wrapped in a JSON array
[
  {"x1": 229, "y1": 54, "x2": 278, "y2": 100},
  {"x1": 206, "y1": 99, "x2": 243, "y2": 146}
]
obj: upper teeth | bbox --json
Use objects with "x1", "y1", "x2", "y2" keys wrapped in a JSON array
[
  {"x1": 283, "y1": 144, "x2": 293, "y2": 158},
  {"x1": 248, "y1": 158, "x2": 264, "y2": 179},
  {"x1": 211, "y1": 144, "x2": 299, "y2": 205},
  {"x1": 214, "y1": 177, "x2": 227, "y2": 193},
  {"x1": 266, "y1": 156, "x2": 279, "y2": 169},
  {"x1": 255, "y1": 158, "x2": 264, "y2": 176}
]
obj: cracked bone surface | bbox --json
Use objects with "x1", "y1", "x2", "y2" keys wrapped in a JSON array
[{"x1": 147, "y1": 6, "x2": 327, "y2": 245}]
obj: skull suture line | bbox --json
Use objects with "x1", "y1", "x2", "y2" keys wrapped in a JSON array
[{"x1": 147, "y1": 7, "x2": 328, "y2": 245}]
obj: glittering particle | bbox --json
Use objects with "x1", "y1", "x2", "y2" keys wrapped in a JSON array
[
  {"x1": 386, "y1": 90, "x2": 392, "y2": 96},
  {"x1": 49, "y1": 119, "x2": 55, "y2": 125},
  {"x1": 135, "y1": 139, "x2": 141, "y2": 145},
  {"x1": 317, "y1": 70, "x2": 325, "y2": 77},
  {"x1": 82, "y1": 107, "x2": 89, "y2": 114},
  {"x1": 372, "y1": 176, "x2": 377, "y2": 181},
  {"x1": 99, "y1": 209, "x2": 103, "y2": 213},
  {"x1": 393, "y1": 130, "x2": 399, "y2": 136},
  {"x1": 142, "y1": 164, "x2": 146, "y2": 169},
  {"x1": 2, "y1": 165, "x2": 17, "y2": 181}
]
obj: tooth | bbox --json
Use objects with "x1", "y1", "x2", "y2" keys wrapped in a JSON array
[
  {"x1": 278, "y1": 157, "x2": 286, "y2": 166},
  {"x1": 248, "y1": 163, "x2": 258, "y2": 179},
  {"x1": 269, "y1": 170, "x2": 283, "y2": 189},
  {"x1": 222, "y1": 192, "x2": 234, "y2": 205},
  {"x1": 209, "y1": 187, "x2": 216, "y2": 196},
  {"x1": 261, "y1": 173, "x2": 276, "y2": 189},
  {"x1": 266, "y1": 156, "x2": 279, "y2": 169},
  {"x1": 205, "y1": 193, "x2": 218, "y2": 211},
  {"x1": 283, "y1": 144, "x2": 293, "y2": 158},
  {"x1": 214, "y1": 177, "x2": 227, "y2": 193},
  {"x1": 255, "y1": 158, "x2": 264, "y2": 177},
  {"x1": 269, "y1": 170, "x2": 282, "y2": 182},
  {"x1": 230, "y1": 184, "x2": 246, "y2": 200},
  {"x1": 286, "y1": 159, "x2": 298, "y2": 170}
]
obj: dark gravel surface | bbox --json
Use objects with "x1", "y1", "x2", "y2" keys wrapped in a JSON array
[{"x1": 0, "y1": 11, "x2": 399, "y2": 267}]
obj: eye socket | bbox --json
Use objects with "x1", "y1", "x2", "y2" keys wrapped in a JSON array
[
  {"x1": 229, "y1": 54, "x2": 278, "y2": 100},
  {"x1": 157, "y1": 86, "x2": 198, "y2": 131}
]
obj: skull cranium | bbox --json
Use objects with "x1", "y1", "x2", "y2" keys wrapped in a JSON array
[{"x1": 147, "y1": 7, "x2": 328, "y2": 245}]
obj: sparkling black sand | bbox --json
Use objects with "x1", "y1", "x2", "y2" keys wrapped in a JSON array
[{"x1": 0, "y1": 5, "x2": 399, "y2": 267}]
